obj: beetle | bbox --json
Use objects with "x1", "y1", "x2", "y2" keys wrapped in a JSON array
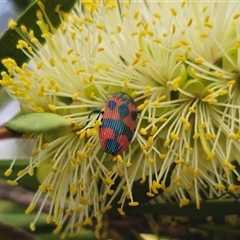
[{"x1": 98, "y1": 92, "x2": 138, "y2": 156}]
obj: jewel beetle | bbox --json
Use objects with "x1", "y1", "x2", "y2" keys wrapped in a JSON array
[{"x1": 98, "y1": 92, "x2": 138, "y2": 156}]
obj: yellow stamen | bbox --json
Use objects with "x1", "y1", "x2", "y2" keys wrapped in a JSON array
[
  {"x1": 4, "y1": 169, "x2": 12, "y2": 177},
  {"x1": 25, "y1": 203, "x2": 36, "y2": 214},
  {"x1": 7, "y1": 180, "x2": 18, "y2": 186}
]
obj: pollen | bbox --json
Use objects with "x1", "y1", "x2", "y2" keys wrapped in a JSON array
[
  {"x1": 207, "y1": 152, "x2": 216, "y2": 160},
  {"x1": 151, "y1": 126, "x2": 158, "y2": 135},
  {"x1": 189, "y1": 107, "x2": 196, "y2": 113},
  {"x1": 80, "y1": 131, "x2": 86, "y2": 139},
  {"x1": 175, "y1": 159, "x2": 184, "y2": 164},
  {"x1": 227, "y1": 80, "x2": 235, "y2": 86},
  {"x1": 71, "y1": 92, "x2": 78, "y2": 100},
  {"x1": 38, "y1": 185, "x2": 46, "y2": 193},
  {"x1": 134, "y1": 11, "x2": 140, "y2": 20},
  {"x1": 18, "y1": 40, "x2": 28, "y2": 48},
  {"x1": 31, "y1": 149, "x2": 40, "y2": 157},
  {"x1": 215, "y1": 183, "x2": 225, "y2": 190},
  {"x1": 131, "y1": 31, "x2": 138, "y2": 36},
  {"x1": 4, "y1": 169, "x2": 12, "y2": 177},
  {"x1": 170, "y1": 132, "x2": 180, "y2": 141},
  {"x1": 164, "y1": 139, "x2": 170, "y2": 147},
  {"x1": 194, "y1": 58, "x2": 204, "y2": 64},
  {"x1": 179, "y1": 198, "x2": 189, "y2": 207},
  {"x1": 28, "y1": 167, "x2": 34, "y2": 176},
  {"x1": 105, "y1": 189, "x2": 114, "y2": 196},
  {"x1": 124, "y1": 80, "x2": 129, "y2": 88},
  {"x1": 50, "y1": 58, "x2": 55, "y2": 67},
  {"x1": 144, "y1": 85, "x2": 152, "y2": 94},
  {"x1": 159, "y1": 154, "x2": 166, "y2": 160},
  {"x1": 20, "y1": 25, "x2": 27, "y2": 33},
  {"x1": 117, "y1": 155, "x2": 123, "y2": 163},
  {"x1": 180, "y1": 40, "x2": 189, "y2": 46},
  {"x1": 228, "y1": 185, "x2": 235, "y2": 192},
  {"x1": 7, "y1": 180, "x2": 18, "y2": 186},
  {"x1": 147, "y1": 192, "x2": 155, "y2": 197},
  {"x1": 170, "y1": 8, "x2": 177, "y2": 16},
  {"x1": 153, "y1": 13, "x2": 161, "y2": 19},
  {"x1": 48, "y1": 104, "x2": 56, "y2": 112},
  {"x1": 140, "y1": 128, "x2": 147, "y2": 135},
  {"x1": 173, "y1": 175, "x2": 181, "y2": 183},
  {"x1": 35, "y1": 163, "x2": 41, "y2": 168},
  {"x1": 217, "y1": 89, "x2": 227, "y2": 96},
  {"x1": 172, "y1": 77, "x2": 181, "y2": 91},
  {"x1": 37, "y1": 60, "x2": 44, "y2": 70},
  {"x1": 200, "y1": 33, "x2": 208, "y2": 38},
  {"x1": 126, "y1": 162, "x2": 132, "y2": 167},
  {"x1": 158, "y1": 117, "x2": 168, "y2": 122},
  {"x1": 97, "y1": 47, "x2": 104, "y2": 52},
  {"x1": 153, "y1": 38, "x2": 161, "y2": 44},
  {"x1": 204, "y1": 22, "x2": 213, "y2": 28},
  {"x1": 233, "y1": 13, "x2": 240, "y2": 19},
  {"x1": 30, "y1": 223, "x2": 36, "y2": 232},
  {"x1": 25, "y1": 203, "x2": 36, "y2": 214},
  {"x1": 128, "y1": 201, "x2": 139, "y2": 206},
  {"x1": 185, "y1": 145, "x2": 193, "y2": 152},
  {"x1": 95, "y1": 24, "x2": 104, "y2": 30},
  {"x1": 176, "y1": 56, "x2": 185, "y2": 62},
  {"x1": 76, "y1": 68, "x2": 86, "y2": 74},
  {"x1": 173, "y1": 43, "x2": 182, "y2": 49},
  {"x1": 41, "y1": 33, "x2": 50, "y2": 39},
  {"x1": 104, "y1": 177, "x2": 115, "y2": 186},
  {"x1": 138, "y1": 176, "x2": 145, "y2": 184},
  {"x1": 132, "y1": 58, "x2": 140, "y2": 66},
  {"x1": 53, "y1": 224, "x2": 63, "y2": 234},
  {"x1": 118, "y1": 208, "x2": 125, "y2": 215},
  {"x1": 209, "y1": 99, "x2": 217, "y2": 105},
  {"x1": 8, "y1": 19, "x2": 17, "y2": 29},
  {"x1": 50, "y1": 166, "x2": 57, "y2": 172}
]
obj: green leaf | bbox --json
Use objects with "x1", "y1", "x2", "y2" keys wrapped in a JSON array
[
  {"x1": 5, "y1": 112, "x2": 70, "y2": 133},
  {"x1": 130, "y1": 199, "x2": 240, "y2": 217},
  {"x1": 0, "y1": 0, "x2": 78, "y2": 73},
  {"x1": 0, "y1": 213, "x2": 46, "y2": 229}
]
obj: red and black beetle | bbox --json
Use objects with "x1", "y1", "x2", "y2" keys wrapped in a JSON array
[{"x1": 99, "y1": 92, "x2": 138, "y2": 156}]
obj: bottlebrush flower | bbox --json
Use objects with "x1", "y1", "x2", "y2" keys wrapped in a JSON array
[{"x1": 1, "y1": 1, "x2": 240, "y2": 238}]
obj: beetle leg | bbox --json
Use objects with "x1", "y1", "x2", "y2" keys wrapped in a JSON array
[{"x1": 86, "y1": 110, "x2": 104, "y2": 127}]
